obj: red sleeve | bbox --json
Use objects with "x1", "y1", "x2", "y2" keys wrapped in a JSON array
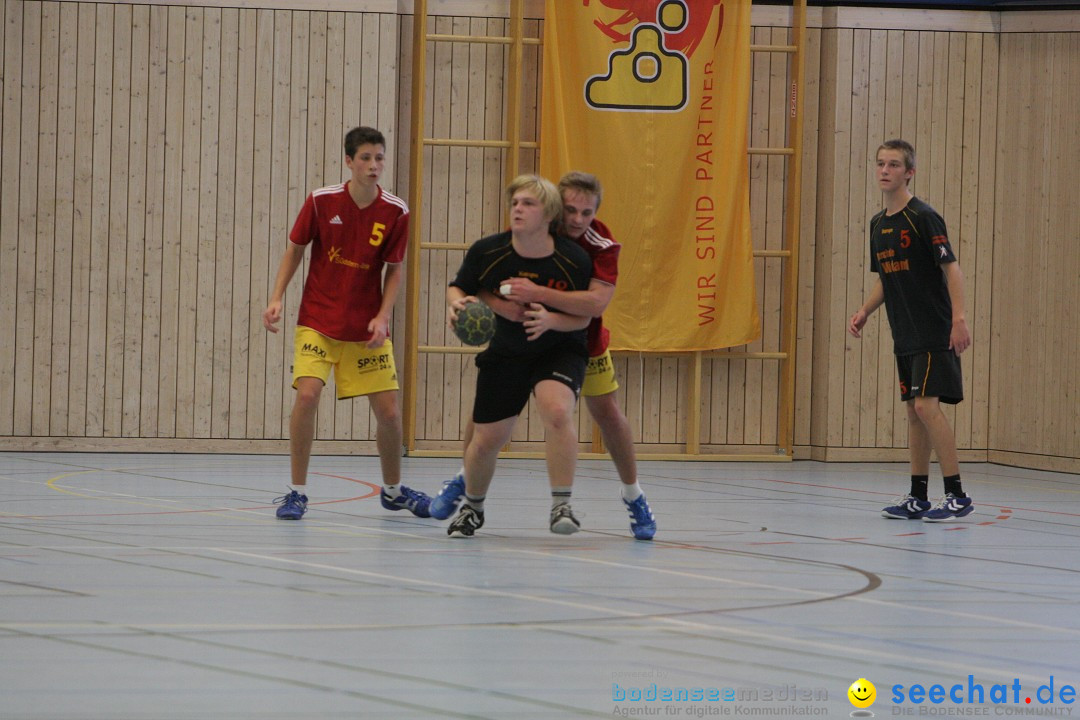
[
  {"x1": 289, "y1": 193, "x2": 318, "y2": 245},
  {"x1": 382, "y1": 210, "x2": 409, "y2": 264},
  {"x1": 587, "y1": 219, "x2": 620, "y2": 286},
  {"x1": 590, "y1": 244, "x2": 619, "y2": 285}
]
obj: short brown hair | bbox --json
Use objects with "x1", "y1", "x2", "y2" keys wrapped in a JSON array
[
  {"x1": 878, "y1": 139, "x2": 916, "y2": 172},
  {"x1": 558, "y1": 171, "x2": 603, "y2": 210},
  {"x1": 344, "y1": 126, "x2": 386, "y2": 158}
]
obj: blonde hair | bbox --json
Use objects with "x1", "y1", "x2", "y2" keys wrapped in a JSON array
[{"x1": 506, "y1": 174, "x2": 563, "y2": 223}]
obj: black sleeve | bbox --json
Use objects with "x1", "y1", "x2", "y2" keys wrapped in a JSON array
[
  {"x1": 449, "y1": 242, "x2": 482, "y2": 295},
  {"x1": 919, "y1": 210, "x2": 956, "y2": 266}
]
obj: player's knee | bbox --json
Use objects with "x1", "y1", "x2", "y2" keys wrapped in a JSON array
[
  {"x1": 471, "y1": 429, "x2": 507, "y2": 457},
  {"x1": 294, "y1": 383, "x2": 322, "y2": 410},
  {"x1": 586, "y1": 394, "x2": 622, "y2": 426},
  {"x1": 912, "y1": 397, "x2": 940, "y2": 421},
  {"x1": 538, "y1": 402, "x2": 575, "y2": 434},
  {"x1": 370, "y1": 394, "x2": 402, "y2": 427}
]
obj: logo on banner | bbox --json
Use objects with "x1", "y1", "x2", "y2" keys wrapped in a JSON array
[{"x1": 585, "y1": 0, "x2": 724, "y2": 112}]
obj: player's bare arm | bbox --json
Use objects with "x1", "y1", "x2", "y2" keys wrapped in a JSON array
[
  {"x1": 523, "y1": 303, "x2": 591, "y2": 341},
  {"x1": 263, "y1": 241, "x2": 306, "y2": 333},
  {"x1": 500, "y1": 277, "x2": 614, "y2": 318},
  {"x1": 943, "y1": 262, "x2": 971, "y2": 354},
  {"x1": 477, "y1": 288, "x2": 527, "y2": 323},
  {"x1": 366, "y1": 262, "x2": 403, "y2": 348},
  {"x1": 849, "y1": 279, "x2": 885, "y2": 339}
]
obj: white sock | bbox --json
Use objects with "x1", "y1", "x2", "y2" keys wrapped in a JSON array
[
  {"x1": 291, "y1": 484, "x2": 308, "y2": 497},
  {"x1": 383, "y1": 484, "x2": 401, "y2": 498},
  {"x1": 457, "y1": 466, "x2": 466, "y2": 479},
  {"x1": 621, "y1": 482, "x2": 643, "y2": 502}
]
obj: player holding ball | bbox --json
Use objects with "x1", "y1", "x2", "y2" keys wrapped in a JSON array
[{"x1": 442, "y1": 175, "x2": 593, "y2": 538}]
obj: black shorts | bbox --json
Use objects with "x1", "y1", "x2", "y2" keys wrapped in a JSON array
[
  {"x1": 472, "y1": 347, "x2": 587, "y2": 423},
  {"x1": 896, "y1": 350, "x2": 963, "y2": 405}
]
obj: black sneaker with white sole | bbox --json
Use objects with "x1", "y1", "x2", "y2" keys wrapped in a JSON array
[
  {"x1": 448, "y1": 505, "x2": 484, "y2": 538},
  {"x1": 549, "y1": 503, "x2": 580, "y2": 535}
]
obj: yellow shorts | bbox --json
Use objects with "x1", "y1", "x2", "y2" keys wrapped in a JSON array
[
  {"x1": 292, "y1": 326, "x2": 399, "y2": 400},
  {"x1": 582, "y1": 349, "x2": 619, "y2": 397}
]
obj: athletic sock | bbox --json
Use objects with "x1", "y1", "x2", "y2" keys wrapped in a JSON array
[
  {"x1": 552, "y1": 488, "x2": 572, "y2": 508},
  {"x1": 291, "y1": 484, "x2": 308, "y2": 497},
  {"x1": 382, "y1": 484, "x2": 401, "y2": 499},
  {"x1": 457, "y1": 466, "x2": 465, "y2": 478},
  {"x1": 943, "y1": 474, "x2": 965, "y2": 498},
  {"x1": 621, "y1": 482, "x2": 643, "y2": 502},
  {"x1": 464, "y1": 493, "x2": 485, "y2": 513},
  {"x1": 910, "y1": 475, "x2": 929, "y2": 501}
]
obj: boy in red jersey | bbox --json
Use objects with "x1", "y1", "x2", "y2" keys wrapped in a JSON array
[
  {"x1": 430, "y1": 172, "x2": 657, "y2": 540},
  {"x1": 263, "y1": 126, "x2": 430, "y2": 520}
]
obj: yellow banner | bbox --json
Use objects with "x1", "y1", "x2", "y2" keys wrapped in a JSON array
[{"x1": 540, "y1": 0, "x2": 759, "y2": 351}]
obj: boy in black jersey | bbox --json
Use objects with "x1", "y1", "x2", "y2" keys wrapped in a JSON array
[
  {"x1": 849, "y1": 139, "x2": 974, "y2": 522},
  {"x1": 442, "y1": 175, "x2": 593, "y2": 538}
]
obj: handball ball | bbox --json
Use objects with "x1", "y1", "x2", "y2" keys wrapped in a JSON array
[{"x1": 454, "y1": 301, "x2": 496, "y2": 346}]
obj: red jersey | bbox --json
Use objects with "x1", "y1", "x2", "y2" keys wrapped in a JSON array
[
  {"x1": 574, "y1": 218, "x2": 620, "y2": 356},
  {"x1": 290, "y1": 183, "x2": 409, "y2": 342}
]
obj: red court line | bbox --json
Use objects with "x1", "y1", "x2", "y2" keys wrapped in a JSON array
[{"x1": 15, "y1": 473, "x2": 380, "y2": 518}]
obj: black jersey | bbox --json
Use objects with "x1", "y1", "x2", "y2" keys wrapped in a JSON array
[
  {"x1": 450, "y1": 230, "x2": 593, "y2": 358},
  {"x1": 869, "y1": 197, "x2": 957, "y2": 355}
]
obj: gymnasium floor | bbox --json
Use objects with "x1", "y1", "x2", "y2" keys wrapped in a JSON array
[{"x1": 2, "y1": 453, "x2": 1078, "y2": 719}]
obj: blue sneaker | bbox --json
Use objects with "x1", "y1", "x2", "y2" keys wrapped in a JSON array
[
  {"x1": 922, "y1": 494, "x2": 974, "y2": 522},
  {"x1": 274, "y1": 489, "x2": 308, "y2": 520},
  {"x1": 380, "y1": 485, "x2": 431, "y2": 518},
  {"x1": 881, "y1": 494, "x2": 931, "y2": 519},
  {"x1": 624, "y1": 494, "x2": 657, "y2": 540},
  {"x1": 429, "y1": 473, "x2": 465, "y2": 520}
]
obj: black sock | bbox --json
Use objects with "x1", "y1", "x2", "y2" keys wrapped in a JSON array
[
  {"x1": 910, "y1": 475, "x2": 929, "y2": 501},
  {"x1": 943, "y1": 474, "x2": 965, "y2": 498}
]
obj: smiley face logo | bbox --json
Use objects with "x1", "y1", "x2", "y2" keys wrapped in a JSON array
[{"x1": 848, "y1": 678, "x2": 876, "y2": 708}]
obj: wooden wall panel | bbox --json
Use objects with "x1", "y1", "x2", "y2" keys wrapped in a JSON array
[
  {"x1": 0, "y1": 0, "x2": 16, "y2": 437},
  {"x1": 16, "y1": 0, "x2": 39, "y2": 438},
  {"x1": 793, "y1": 25, "x2": 821, "y2": 450},
  {"x1": 989, "y1": 31, "x2": 1080, "y2": 466},
  {"x1": 0, "y1": 3, "x2": 404, "y2": 451},
  {"x1": 0, "y1": 2, "x2": 1075, "y2": 472}
]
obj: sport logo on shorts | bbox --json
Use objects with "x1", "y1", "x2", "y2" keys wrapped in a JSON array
[
  {"x1": 357, "y1": 355, "x2": 392, "y2": 373},
  {"x1": 301, "y1": 342, "x2": 327, "y2": 358}
]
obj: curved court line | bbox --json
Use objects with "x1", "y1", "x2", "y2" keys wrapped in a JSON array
[
  {"x1": 31, "y1": 468, "x2": 378, "y2": 518},
  {"x1": 237, "y1": 517, "x2": 1080, "y2": 639},
  {"x1": 205, "y1": 548, "x2": 1069, "y2": 687}
]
